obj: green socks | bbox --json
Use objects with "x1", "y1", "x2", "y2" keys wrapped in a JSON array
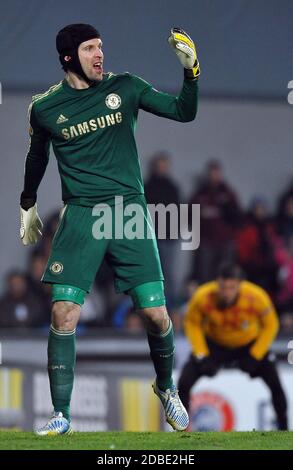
[
  {"x1": 47, "y1": 325, "x2": 76, "y2": 422},
  {"x1": 47, "y1": 319, "x2": 174, "y2": 420},
  {"x1": 147, "y1": 320, "x2": 175, "y2": 392}
]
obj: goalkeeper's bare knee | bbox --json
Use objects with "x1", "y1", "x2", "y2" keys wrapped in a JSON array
[
  {"x1": 138, "y1": 306, "x2": 170, "y2": 335},
  {"x1": 128, "y1": 281, "x2": 169, "y2": 334},
  {"x1": 52, "y1": 301, "x2": 81, "y2": 331},
  {"x1": 50, "y1": 283, "x2": 85, "y2": 331}
]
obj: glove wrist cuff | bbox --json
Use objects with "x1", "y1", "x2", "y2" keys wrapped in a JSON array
[
  {"x1": 184, "y1": 58, "x2": 200, "y2": 80},
  {"x1": 20, "y1": 192, "x2": 37, "y2": 211},
  {"x1": 184, "y1": 67, "x2": 200, "y2": 80}
]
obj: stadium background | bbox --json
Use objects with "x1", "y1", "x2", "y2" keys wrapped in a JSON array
[{"x1": 0, "y1": 0, "x2": 292, "y2": 433}]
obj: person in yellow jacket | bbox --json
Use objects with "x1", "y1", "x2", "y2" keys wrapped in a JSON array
[{"x1": 178, "y1": 263, "x2": 288, "y2": 430}]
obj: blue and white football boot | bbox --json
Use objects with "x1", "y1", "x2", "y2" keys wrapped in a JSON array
[
  {"x1": 35, "y1": 411, "x2": 73, "y2": 436},
  {"x1": 152, "y1": 381, "x2": 189, "y2": 431}
]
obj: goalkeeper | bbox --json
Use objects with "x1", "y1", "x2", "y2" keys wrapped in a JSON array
[
  {"x1": 178, "y1": 263, "x2": 288, "y2": 430},
  {"x1": 20, "y1": 24, "x2": 200, "y2": 435}
]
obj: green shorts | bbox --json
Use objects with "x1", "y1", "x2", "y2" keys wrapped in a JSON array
[{"x1": 42, "y1": 195, "x2": 164, "y2": 293}]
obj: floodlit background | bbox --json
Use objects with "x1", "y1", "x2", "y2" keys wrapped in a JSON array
[{"x1": 0, "y1": 0, "x2": 292, "y2": 432}]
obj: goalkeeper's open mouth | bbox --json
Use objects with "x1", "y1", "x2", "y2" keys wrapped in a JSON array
[{"x1": 93, "y1": 61, "x2": 103, "y2": 73}]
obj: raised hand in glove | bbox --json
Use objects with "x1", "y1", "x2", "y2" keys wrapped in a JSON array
[{"x1": 168, "y1": 27, "x2": 200, "y2": 79}]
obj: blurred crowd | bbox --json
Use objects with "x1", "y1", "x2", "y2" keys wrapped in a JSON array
[{"x1": 1, "y1": 153, "x2": 293, "y2": 334}]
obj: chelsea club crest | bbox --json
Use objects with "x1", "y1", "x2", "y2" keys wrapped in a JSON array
[{"x1": 105, "y1": 93, "x2": 121, "y2": 110}]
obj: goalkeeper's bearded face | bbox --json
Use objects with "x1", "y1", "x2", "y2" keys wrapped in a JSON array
[
  {"x1": 78, "y1": 38, "x2": 104, "y2": 82},
  {"x1": 217, "y1": 279, "x2": 240, "y2": 308}
]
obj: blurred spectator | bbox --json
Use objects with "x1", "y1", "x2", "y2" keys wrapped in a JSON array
[
  {"x1": 277, "y1": 192, "x2": 293, "y2": 242},
  {"x1": 79, "y1": 286, "x2": 106, "y2": 326},
  {"x1": 144, "y1": 152, "x2": 181, "y2": 308},
  {"x1": 125, "y1": 311, "x2": 144, "y2": 334},
  {"x1": 279, "y1": 312, "x2": 293, "y2": 333},
  {"x1": 236, "y1": 195, "x2": 277, "y2": 294},
  {"x1": 27, "y1": 252, "x2": 51, "y2": 313},
  {"x1": 112, "y1": 296, "x2": 133, "y2": 329},
  {"x1": 112, "y1": 297, "x2": 144, "y2": 333},
  {"x1": 188, "y1": 160, "x2": 241, "y2": 282},
  {"x1": 273, "y1": 177, "x2": 293, "y2": 323},
  {"x1": 274, "y1": 234, "x2": 293, "y2": 313},
  {"x1": 0, "y1": 271, "x2": 49, "y2": 327}
]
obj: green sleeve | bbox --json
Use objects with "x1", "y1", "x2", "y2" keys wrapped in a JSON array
[
  {"x1": 132, "y1": 75, "x2": 198, "y2": 122},
  {"x1": 22, "y1": 103, "x2": 51, "y2": 198}
]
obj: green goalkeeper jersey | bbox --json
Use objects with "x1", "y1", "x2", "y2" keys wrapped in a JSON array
[{"x1": 24, "y1": 72, "x2": 198, "y2": 206}]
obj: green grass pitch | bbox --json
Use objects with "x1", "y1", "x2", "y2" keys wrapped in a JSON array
[{"x1": 0, "y1": 431, "x2": 292, "y2": 450}]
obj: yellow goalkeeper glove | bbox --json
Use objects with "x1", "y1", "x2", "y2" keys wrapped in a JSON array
[{"x1": 168, "y1": 27, "x2": 200, "y2": 79}]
